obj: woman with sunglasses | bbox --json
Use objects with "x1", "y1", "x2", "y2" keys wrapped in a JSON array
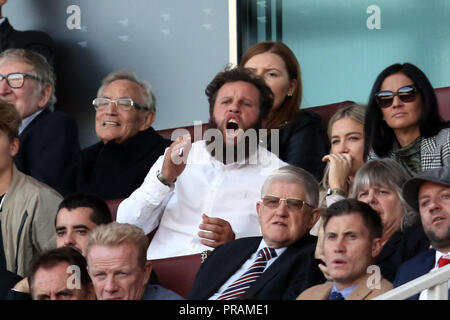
[
  {"x1": 240, "y1": 42, "x2": 326, "y2": 181},
  {"x1": 364, "y1": 63, "x2": 450, "y2": 176}
]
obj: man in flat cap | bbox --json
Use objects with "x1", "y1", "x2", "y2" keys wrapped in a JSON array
[{"x1": 394, "y1": 166, "x2": 450, "y2": 300}]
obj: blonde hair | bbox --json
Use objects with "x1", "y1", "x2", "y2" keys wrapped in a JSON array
[
  {"x1": 85, "y1": 222, "x2": 149, "y2": 268},
  {"x1": 319, "y1": 104, "x2": 367, "y2": 208}
]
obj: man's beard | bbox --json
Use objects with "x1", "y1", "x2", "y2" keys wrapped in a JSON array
[
  {"x1": 424, "y1": 225, "x2": 450, "y2": 251},
  {"x1": 205, "y1": 116, "x2": 262, "y2": 165}
]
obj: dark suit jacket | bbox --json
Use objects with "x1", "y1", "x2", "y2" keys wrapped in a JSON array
[
  {"x1": 188, "y1": 235, "x2": 325, "y2": 300},
  {"x1": 0, "y1": 18, "x2": 54, "y2": 63},
  {"x1": 266, "y1": 110, "x2": 326, "y2": 181},
  {"x1": 376, "y1": 225, "x2": 430, "y2": 283},
  {"x1": 0, "y1": 270, "x2": 22, "y2": 300},
  {"x1": 77, "y1": 127, "x2": 171, "y2": 200},
  {"x1": 393, "y1": 248, "x2": 449, "y2": 300},
  {"x1": 14, "y1": 108, "x2": 81, "y2": 196}
]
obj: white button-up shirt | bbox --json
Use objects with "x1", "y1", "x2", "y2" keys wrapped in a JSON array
[{"x1": 117, "y1": 140, "x2": 286, "y2": 259}]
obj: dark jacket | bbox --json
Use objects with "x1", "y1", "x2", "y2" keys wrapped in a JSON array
[
  {"x1": 266, "y1": 110, "x2": 326, "y2": 181},
  {"x1": 14, "y1": 108, "x2": 81, "y2": 196},
  {"x1": 78, "y1": 127, "x2": 171, "y2": 200},
  {"x1": 393, "y1": 249, "x2": 449, "y2": 300},
  {"x1": 0, "y1": 18, "x2": 54, "y2": 63},
  {"x1": 376, "y1": 224, "x2": 430, "y2": 283},
  {"x1": 0, "y1": 270, "x2": 22, "y2": 300},
  {"x1": 188, "y1": 235, "x2": 325, "y2": 300}
]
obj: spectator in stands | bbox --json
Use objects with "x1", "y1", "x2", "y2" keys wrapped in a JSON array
[
  {"x1": 0, "y1": 99, "x2": 61, "y2": 277},
  {"x1": 55, "y1": 193, "x2": 112, "y2": 255},
  {"x1": 318, "y1": 104, "x2": 366, "y2": 209},
  {"x1": 241, "y1": 41, "x2": 325, "y2": 180},
  {"x1": 310, "y1": 104, "x2": 366, "y2": 277},
  {"x1": 77, "y1": 70, "x2": 171, "y2": 200},
  {"x1": 316, "y1": 159, "x2": 430, "y2": 282},
  {"x1": 394, "y1": 166, "x2": 450, "y2": 299},
  {"x1": 351, "y1": 159, "x2": 430, "y2": 282},
  {"x1": 117, "y1": 66, "x2": 285, "y2": 259},
  {"x1": 10, "y1": 192, "x2": 112, "y2": 298},
  {"x1": 364, "y1": 63, "x2": 450, "y2": 175},
  {"x1": 188, "y1": 166, "x2": 324, "y2": 300},
  {"x1": 28, "y1": 247, "x2": 95, "y2": 300},
  {"x1": 0, "y1": 0, "x2": 54, "y2": 63},
  {"x1": 298, "y1": 199, "x2": 392, "y2": 300},
  {"x1": 85, "y1": 222, "x2": 183, "y2": 300},
  {"x1": 0, "y1": 49, "x2": 80, "y2": 196}
]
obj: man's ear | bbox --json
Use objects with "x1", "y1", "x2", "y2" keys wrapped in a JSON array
[
  {"x1": 37, "y1": 83, "x2": 52, "y2": 109},
  {"x1": 308, "y1": 208, "x2": 321, "y2": 229},
  {"x1": 138, "y1": 111, "x2": 155, "y2": 132},
  {"x1": 371, "y1": 238, "x2": 383, "y2": 258},
  {"x1": 143, "y1": 261, "x2": 153, "y2": 284},
  {"x1": 256, "y1": 201, "x2": 262, "y2": 219}
]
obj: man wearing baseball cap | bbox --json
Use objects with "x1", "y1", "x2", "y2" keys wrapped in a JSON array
[{"x1": 393, "y1": 166, "x2": 450, "y2": 300}]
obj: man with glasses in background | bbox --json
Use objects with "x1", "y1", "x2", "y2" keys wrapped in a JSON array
[
  {"x1": 77, "y1": 70, "x2": 171, "y2": 200},
  {"x1": 0, "y1": 49, "x2": 80, "y2": 196},
  {"x1": 188, "y1": 166, "x2": 325, "y2": 300}
]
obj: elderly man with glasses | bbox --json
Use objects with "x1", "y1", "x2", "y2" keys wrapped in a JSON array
[
  {"x1": 77, "y1": 69, "x2": 171, "y2": 200},
  {"x1": 188, "y1": 165, "x2": 325, "y2": 300},
  {"x1": 0, "y1": 49, "x2": 80, "y2": 196}
]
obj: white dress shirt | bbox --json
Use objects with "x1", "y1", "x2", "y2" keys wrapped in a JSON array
[
  {"x1": 208, "y1": 238, "x2": 286, "y2": 300},
  {"x1": 419, "y1": 250, "x2": 450, "y2": 300},
  {"x1": 117, "y1": 140, "x2": 286, "y2": 259}
]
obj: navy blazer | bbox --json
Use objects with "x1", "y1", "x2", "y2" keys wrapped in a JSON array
[
  {"x1": 188, "y1": 235, "x2": 325, "y2": 300},
  {"x1": 14, "y1": 108, "x2": 81, "y2": 196},
  {"x1": 393, "y1": 249, "x2": 449, "y2": 300},
  {"x1": 0, "y1": 270, "x2": 21, "y2": 300}
]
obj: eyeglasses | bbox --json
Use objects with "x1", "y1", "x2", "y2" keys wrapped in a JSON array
[
  {"x1": 374, "y1": 85, "x2": 418, "y2": 109},
  {"x1": 261, "y1": 195, "x2": 313, "y2": 212},
  {"x1": 92, "y1": 97, "x2": 149, "y2": 111},
  {"x1": 0, "y1": 72, "x2": 41, "y2": 89}
]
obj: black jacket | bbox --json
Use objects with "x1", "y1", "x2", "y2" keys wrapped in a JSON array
[
  {"x1": 266, "y1": 110, "x2": 326, "y2": 181},
  {"x1": 376, "y1": 224, "x2": 430, "y2": 283},
  {"x1": 0, "y1": 270, "x2": 22, "y2": 300},
  {"x1": 77, "y1": 127, "x2": 171, "y2": 200},
  {"x1": 0, "y1": 18, "x2": 54, "y2": 63},
  {"x1": 188, "y1": 234, "x2": 325, "y2": 300}
]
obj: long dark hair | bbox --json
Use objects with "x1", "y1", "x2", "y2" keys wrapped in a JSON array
[{"x1": 364, "y1": 63, "x2": 447, "y2": 159}]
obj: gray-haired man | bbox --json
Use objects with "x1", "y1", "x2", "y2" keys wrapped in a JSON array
[{"x1": 77, "y1": 70, "x2": 171, "y2": 200}]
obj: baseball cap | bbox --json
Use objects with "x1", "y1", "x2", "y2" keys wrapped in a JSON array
[{"x1": 402, "y1": 166, "x2": 450, "y2": 212}]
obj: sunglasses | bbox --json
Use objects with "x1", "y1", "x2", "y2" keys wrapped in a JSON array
[
  {"x1": 261, "y1": 195, "x2": 313, "y2": 212},
  {"x1": 374, "y1": 85, "x2": 418, "y2": 109}
]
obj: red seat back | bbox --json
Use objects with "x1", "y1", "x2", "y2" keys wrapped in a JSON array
[
  {"x1": 149, "y1": 252, "x2": 206, "y2": 298},
  {"x1": 435, "y1": 86, "x2": 450, "y2": 121}
]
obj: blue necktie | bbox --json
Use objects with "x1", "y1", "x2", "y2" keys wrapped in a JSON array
[{"x1": 329, "y1": 291, "x2": 345, "y2": 300}]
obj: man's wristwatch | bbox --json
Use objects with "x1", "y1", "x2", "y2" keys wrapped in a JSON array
[
  {"x1": 157, "y1": 171, "x2": 175, "y2": 188},
  {"x1": 326, "y1": 188, "x2": 347, "y2": 197}
]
